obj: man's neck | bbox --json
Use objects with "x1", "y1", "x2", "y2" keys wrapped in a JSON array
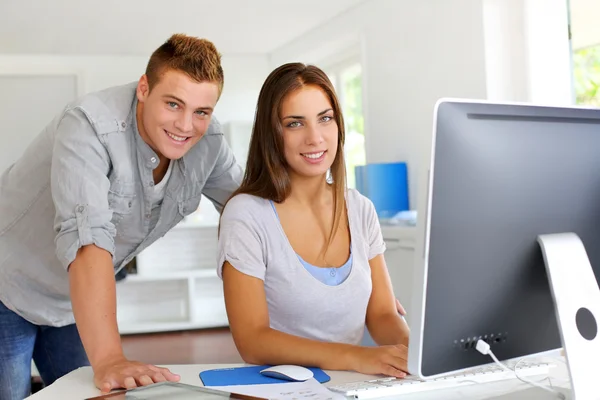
[{"x1": 153, "y1": 159, "x2": 170, "y2": 184}]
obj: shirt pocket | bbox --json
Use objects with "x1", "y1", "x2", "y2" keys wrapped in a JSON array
[
  {"x1": 108, "y1": 190, "x2": 134, "y2": 229},
  {"x1": 178, "y1": 195, "x2": 202, "y2": 218},
  {"x1": 155, "y1": 195, "x2": 203, "y2": 238}
]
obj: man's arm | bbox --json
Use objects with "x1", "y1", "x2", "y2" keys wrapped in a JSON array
[
  {"x1": 69, "y1": 245, "x2": 179, "y2": 392},
  {"x1": 201, "y1": 135, "x2": 244, "y2": 213},
  {"x1": 51, "y1": 108, "x2": 179, "y2": 392},
  {"x1": 68, "y1": 245, "x2": 124, "y2": 384}
]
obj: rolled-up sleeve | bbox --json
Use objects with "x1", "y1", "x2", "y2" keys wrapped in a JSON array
[
  {"x1": 51, "y1": 107, "x2": 116, "y2": 269},
  {"x1": 202, "y1": 137, "x2": 243, "y2": 213}
]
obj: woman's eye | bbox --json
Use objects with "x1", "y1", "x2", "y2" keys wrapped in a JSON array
[
  {"x1": 288, "y1": 121, "x2": 301, "y2": 128},
  {"x1": 321, "y1": 115, "x2": 333, "y2": 122}
]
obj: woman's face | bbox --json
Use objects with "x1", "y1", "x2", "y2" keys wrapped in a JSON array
[{"x1": 279, "y1": 85, "x2": 338, "y2": 179}]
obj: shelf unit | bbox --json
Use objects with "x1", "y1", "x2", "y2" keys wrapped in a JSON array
[
  {"x1": 116, "y1": 197, "x2": 229, "y2": 335},
  {"x1": 380, "y1": 224, "x2": 418, "y2": 324}
]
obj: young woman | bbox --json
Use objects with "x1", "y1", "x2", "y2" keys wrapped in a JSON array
[{"x1": 217, "y1": 63, "x2": 409, "y2": 377}]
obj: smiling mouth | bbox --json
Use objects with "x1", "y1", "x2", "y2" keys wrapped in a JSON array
[
  {"x1": 301, "y1": 150, "x2": 326, "y2": 159},
  {"x1": 164, "y1": 129, "x2": 190, "y2": 143}
]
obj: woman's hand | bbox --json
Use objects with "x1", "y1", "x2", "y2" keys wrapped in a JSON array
[{"x1": 349, "y1": 345, "x2": 409, "y2": 378}]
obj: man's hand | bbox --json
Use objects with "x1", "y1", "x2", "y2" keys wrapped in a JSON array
[
  {"x1": 94, "y1": 355, "x2": 180, "y2": 393},
  {"x1": 395, "y1": 298, "x2": 407, "y2": 316}
]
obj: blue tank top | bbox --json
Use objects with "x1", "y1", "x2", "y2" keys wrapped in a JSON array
[{"x1": 270, "y1": 201, "x2": 353, "y2": 286}]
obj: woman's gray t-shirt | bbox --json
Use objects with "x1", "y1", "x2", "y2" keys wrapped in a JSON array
[{"x1": 217, "y1": 188, "x2": 387, "y2": 345}]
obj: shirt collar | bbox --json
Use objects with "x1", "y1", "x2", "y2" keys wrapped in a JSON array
[{"x1": 131, "y1": 99, "x2": 160, "y2": 170}]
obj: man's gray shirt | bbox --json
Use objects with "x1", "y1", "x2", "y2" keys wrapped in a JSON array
[{"x1": 0, "y1": 82, "x2": 243, "y2": 326}]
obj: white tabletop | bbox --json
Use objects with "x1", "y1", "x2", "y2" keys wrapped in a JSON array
[{"x1": 27, "y1": 361, "x2": 572, "y2": 400}]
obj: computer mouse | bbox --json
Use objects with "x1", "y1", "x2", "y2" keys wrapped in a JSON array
[{"x1": 259, "y1": 365, "x2": 314, "y2": 382}]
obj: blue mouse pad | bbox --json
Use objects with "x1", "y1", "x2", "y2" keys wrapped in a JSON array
[{"x1": 199, "y1": 365, "x2": 331, "y2": 386}]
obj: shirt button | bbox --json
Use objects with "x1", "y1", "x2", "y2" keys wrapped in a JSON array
[
  {"x1": 121, "y1": 122, "x2": 126, "y2": 128},
  {"x1": 149, "y1": 181, "x2": 154, "y2": 187},
  {"x1": 128, "y1": 201, "x2": 133, "y2": 208},
  {"x1": 76, "y1": 205, "x2": 84, "y2": 213},
  {"x1": 150, "y1": 157, "x2": 157, "y2": 163},
  {"x1": 330, "y1": 270, "x2": 336, "y2": 277},
  {"x1": 146, "y1": 213, "x2": 151, "y2": 219}
]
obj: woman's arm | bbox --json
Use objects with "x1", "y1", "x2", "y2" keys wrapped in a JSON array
[
  {"x1": 365, "y1": 254, "x2": 410, "y2": 347},
  {"x1": 222, "y1": 261, "x2": 408, "y2": 376}
]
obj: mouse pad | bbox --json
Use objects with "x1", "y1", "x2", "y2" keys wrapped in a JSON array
[{"x1": 199, "y1": 365, "x2": 331, "y2": 386}]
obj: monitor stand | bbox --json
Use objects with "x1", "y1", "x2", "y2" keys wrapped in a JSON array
[{"x1": 538, "y1": 233, "x2": 600, "y2": 400}]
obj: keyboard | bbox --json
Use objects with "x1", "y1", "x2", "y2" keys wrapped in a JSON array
[{"x1": 328, "y1": 360, "x2": 552, "y2": 399}]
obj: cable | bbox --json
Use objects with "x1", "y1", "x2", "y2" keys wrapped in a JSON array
[
  {"x1": 513, "y1": 357, "x2": 551, "y2": 387},
  {"x1": 513, "y1": 356, "x2": 568, "y2": 388},
  {"x1": 475, "y1": 340, "x2": 565, "y2": 399}
]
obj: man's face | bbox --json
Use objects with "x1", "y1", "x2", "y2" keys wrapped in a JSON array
[{"x1": 136, "y1": 69, "x2": 220, "y2": 160}]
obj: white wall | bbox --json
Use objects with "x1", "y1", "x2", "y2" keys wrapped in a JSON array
[
  {"x1": 0, "y1": 75, "x2": 79, "y2": 173},
  {"x1": 216, "y1": 55, "x2": 270, "y2": 123},
  {"x1": 269, "y1": 0, "x2": 489, "y2": 209},
  {"x1": 482, "y1": 0, "x2": 530, "y2": 102},
  {"x1": 0, "y1": 53, "x2": 268, "y2": 124},
  {"x1": 482, "y1": 0, "x2": 573, "y2": 105}
]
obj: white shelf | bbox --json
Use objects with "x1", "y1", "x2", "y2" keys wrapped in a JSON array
[
  {"x1": 173, "y1": 218, "x2": 218, "y2": 230},
  {"x1": 124, "y1": 269, "x2": 217, "y2": 282},
  {"x1": 119, "y1": 317, "x2": 228, "y2": 335},
  {"x1": 116, "y1": 270, "x2": 228, "y2": 335}
]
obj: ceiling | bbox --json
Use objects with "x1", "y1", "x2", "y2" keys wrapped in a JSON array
[
  {"x1": 0, "y1": 0, "x2": 369, "y2": 56},
  {"x1": 570, "y1": 0, "x2": 600, "y2": 50}
]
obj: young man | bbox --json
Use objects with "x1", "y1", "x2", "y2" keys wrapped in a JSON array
[{"x1": 0, "y1": 34, "x2": 243, "y2": 399}]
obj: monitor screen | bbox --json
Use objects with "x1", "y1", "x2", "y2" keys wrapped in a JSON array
[{"x1": 408, "y1": 99, "x2": 600, "y2": 378}]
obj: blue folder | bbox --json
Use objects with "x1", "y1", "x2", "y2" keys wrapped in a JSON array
[
  {"x1": 355, "y1": 162, "x2": 409, "y2": 219},
  {"x1": 199, "y1": 365, "x2": 331, "y2": 386}
]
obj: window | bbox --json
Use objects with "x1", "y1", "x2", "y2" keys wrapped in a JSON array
[
  {"x1": 327, "y1": 61, "x2": 366, "y2": 189},
  {"x1": 569, "y1": 0, "x2": 600, "y2": 106},
  {"x1": 573, "y1": 45, "x2": 600, "y2": 106}
]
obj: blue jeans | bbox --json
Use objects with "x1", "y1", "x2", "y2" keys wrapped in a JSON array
[{"x1": 0, "y1": 300, "x2": 90, "y2": 400}]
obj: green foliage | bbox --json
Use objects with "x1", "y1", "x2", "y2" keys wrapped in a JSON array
[
  {"x1": 574, "y1": 46, "x2": 600, "y2": 106},
  {"x1": 342, "y1": 70, "x2": 365, "y2": 136},
  {"x1": 340, "y1": 66, "x2": 366, "y2": 189}
]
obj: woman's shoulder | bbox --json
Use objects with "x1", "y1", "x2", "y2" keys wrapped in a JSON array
[
  {"x1": 346, "y1": 188, "x2": 376, "y2": 214},
  {"x1": 222, "y1": 193, "x2": 271, "y2": 220}
]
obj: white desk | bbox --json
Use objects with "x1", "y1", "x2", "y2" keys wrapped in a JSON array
[{"x1": 27, "y1": 361, "x2": 572, "y2": 400}]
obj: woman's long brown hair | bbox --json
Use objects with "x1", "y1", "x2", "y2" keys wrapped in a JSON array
[{"x1": 224, "y1": 62, "x2": 347, "y2": 258}]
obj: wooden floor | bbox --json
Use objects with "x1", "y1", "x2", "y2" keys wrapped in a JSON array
[{"x1": 121, "y1": 327, "x2": 244, "y2": 365}]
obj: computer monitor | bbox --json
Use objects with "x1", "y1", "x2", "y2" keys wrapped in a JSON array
[{"x1": 407, "y1": 99, "x2": 600, "y2": 379}]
